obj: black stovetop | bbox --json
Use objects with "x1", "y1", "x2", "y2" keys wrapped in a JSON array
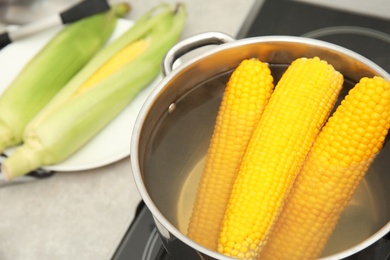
[
  {"x1": 238, "y1": 0, "x2": 390, "y2": 73},
  {"x1": 113, "y1": 1, "x2": 390, "y2": 259}
]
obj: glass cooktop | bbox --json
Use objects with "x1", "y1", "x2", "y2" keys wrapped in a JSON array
[
  {"x1": 238, "y1": 0, "x2": 390, "y2": 73},
  {"x1": 113, "y1": 1, "x2": 390, "y2": 259}
]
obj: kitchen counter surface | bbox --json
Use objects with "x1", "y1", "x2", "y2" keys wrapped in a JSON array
[{"x1": 0, "y1": 0, "x2": 388, "y2": 259}]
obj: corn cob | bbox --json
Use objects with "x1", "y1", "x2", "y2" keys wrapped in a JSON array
[
  {"x1": 1, "y1": 4, "x2": 186, "y2": 180},
  {"x1": 187, "y1": 59, "x2": 274, "y2": 250},
  {"x1": 0, "y1": 4, "x2": 127, "y2": 153},
  {"x1": 259, "y1": 76, "x2": 390, "y2": 260},
  {"x1": 217, "y1": 57, "x2": 343, "y2": 259}
]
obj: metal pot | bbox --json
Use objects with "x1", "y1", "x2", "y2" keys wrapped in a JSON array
[{"x1": 130, "y1": 32, "x2": 390, "y2": 259}]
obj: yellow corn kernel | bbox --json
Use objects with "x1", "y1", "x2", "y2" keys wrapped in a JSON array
[
  {"x1": 259, "y1": 76, "x2": 390, "y2": 260},
  {"x1": 217, "y1": 57, "x2": 343, "y2": 259},
  {"x1": 76, "y1": 39, "x2": 149, "y2": 94},
  {"x1": 187, "y1": 59, "x2": 274, "y2": 251}
]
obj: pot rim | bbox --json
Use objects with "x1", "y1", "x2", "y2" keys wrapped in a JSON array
[{"x1": 130, "y1": 35, "x2": 390, "y2": 260}]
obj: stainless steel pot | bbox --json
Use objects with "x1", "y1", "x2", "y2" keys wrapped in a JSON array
[{"x1": 130, "y1": 32, "x2": 390, "y2": 260}]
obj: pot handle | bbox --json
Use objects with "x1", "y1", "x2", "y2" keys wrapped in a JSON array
[{"x1": 162, "y1": 32, "x2": 235, "y2": 76}]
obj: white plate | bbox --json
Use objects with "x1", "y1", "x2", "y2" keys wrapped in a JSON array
[{"x1": 0, "y1": 19, "x2": 161, "y2": 171}]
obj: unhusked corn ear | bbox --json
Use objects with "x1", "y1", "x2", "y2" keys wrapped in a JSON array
[
  {"x1": 217, "y1": 57, "x2": 343, "y2": 259},
  {"x1": 0, "y1": 4, "x2": 124, "y2": 153},
  {"x1": 259, "y1": 76, "x2": 390, "y2": 260},
  {"x1": 187, "y1": 59, "x2": 274, "y2": 250},
  {"x1": 24, "y1": 4, "x2": 176, "y2": 131},
  {"x1": 1, "y1": 4, "x2": 186, "y2": 180}
]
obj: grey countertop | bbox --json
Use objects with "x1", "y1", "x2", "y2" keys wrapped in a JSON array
[{"x1": 0, "y1": 0, "x2": 388, "y2": 259}]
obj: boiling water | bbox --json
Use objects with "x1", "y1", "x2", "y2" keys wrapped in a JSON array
[{"x1": 177, "y1": 157, "x2": 205, "y2": 233}]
